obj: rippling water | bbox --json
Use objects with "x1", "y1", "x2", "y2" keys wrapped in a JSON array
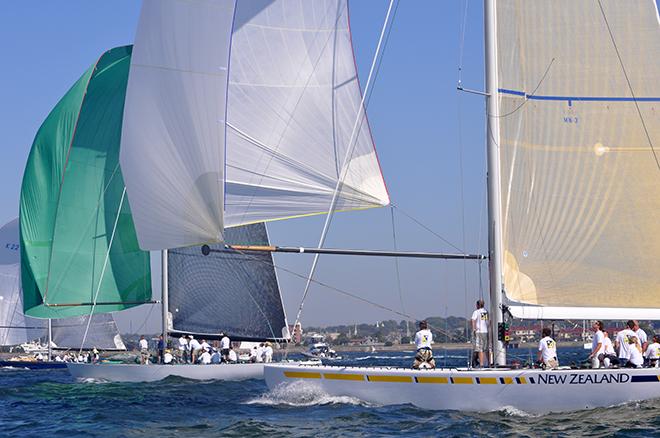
[{"x1": 2, "y1": 347, "x2": 659, "y2": 437}]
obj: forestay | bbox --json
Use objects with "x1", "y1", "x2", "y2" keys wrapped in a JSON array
[
  {"x1": 167, "y1": 223, "x2": 290, "y2": 341},
  {"x1": 496, "y1": 0, "x2": 660, "y2": 314},
  {"x1": 20, "y1": 46, "x2": 152, "y2": 319},
  {"x1": 120, "y1": 0, "x2": 389, "y2": 250}
]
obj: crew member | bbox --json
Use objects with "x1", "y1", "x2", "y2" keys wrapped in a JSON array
[
  {"x1": 588, "y1": 320, "x2": 605, "y2": 368},
  {"x1": 471, "y1": 299, "x2": 489, "y2": 367},
  {"x1": 412, "y1": 320, "x2": 435, "y2": 369},
  {"x1": 537, "y1": 328, "x2": 558, "y2": 369}
]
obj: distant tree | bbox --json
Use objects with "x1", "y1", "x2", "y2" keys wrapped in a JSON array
[
  {"x1": 400, "y1": 336, "x2": 411, "y2": 344},
  {"x1": 384, "y1": 341, "x2": 393, "y2": 347},
  {"x1": 335, "y1": 333, "x2": 350, "y2": 345}
]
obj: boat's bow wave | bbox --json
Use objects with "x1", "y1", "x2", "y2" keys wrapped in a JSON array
[{"x1": 245, "y1": 380, "x2": 372, "y2": 408}]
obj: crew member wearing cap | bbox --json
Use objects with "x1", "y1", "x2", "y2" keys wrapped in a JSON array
[{"x1": 412, "y1": 320, "x2": 435, "y2": 369}]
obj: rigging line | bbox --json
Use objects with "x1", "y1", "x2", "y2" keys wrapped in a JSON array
[
  {"x1": 292, "y1": 0, "x2": 397, "y2": 330},
  {"x1": 390, "y1": 204, "x2": 463, "y2": 252},
  {"x1": 225, "y1": 245, "x2": 460, "y2": 340},
  {"x1": 389, "y1": 206, "x2": 408, "y2": 337},
  {"x1": 492, "y1": 58, "x2": 555, "y2": 119},
  {"x1": 596, "y1": 0, "x2": 659, "y2": 171},
  {"x1": 363, "y1": 0, "x2": 400, "y2": 109},
  {"x1": 456, "y1": 60, "x2": 470, "y2": 344},
  {"x1": 456, "y1": 0, "x2": 470, "y2": 85},
  {"x1": 79, "y1": 187, "x2": 126, "y2": 354}
]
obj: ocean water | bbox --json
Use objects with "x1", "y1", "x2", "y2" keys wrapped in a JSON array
[{"x1": 2, "y1": 347, "x2": 660, "y2": 437}]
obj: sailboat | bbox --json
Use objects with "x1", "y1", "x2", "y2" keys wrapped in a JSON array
[
  {"x1": 64, "y1": 0, "x2": 390, "y2": 382},
  {"x1": 263, "y1": 0, "x2": 660, "y2": 413},
  {"x1": 0, "y1": 218, "x2": 126, "y2": 370},
  {"x1": 15, "y1": 42, "x2": 295, "y2": 382}
]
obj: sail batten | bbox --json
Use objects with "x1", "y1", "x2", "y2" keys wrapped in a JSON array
[{"x1": 497, "y1": 0, "x2": 660, "y2": 311}]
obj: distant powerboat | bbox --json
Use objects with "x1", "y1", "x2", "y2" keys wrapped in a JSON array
[{"x1": 301, "y1": 342, "x2": 342, "y2": 361}]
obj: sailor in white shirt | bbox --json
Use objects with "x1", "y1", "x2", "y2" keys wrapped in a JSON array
[
  {"x1": 228, "y1": 347, "x2": 238, "y2": 363},
  {"x1": 537, "y1": 328, "x2": 558, "y2": 369},
  {"x1": 188, "y1": 336, "x2": 202, "y2": 363},
  {"x1": 163, "y1": 350, "x2": 174, "y2": 364},
  {"x1": 599, "y1": 331, "x2": 619, "y2": 368},
  {"x1": 471, "y1": 300, "x2": 489, "y2": 367},
  {"x1": 589, "y1": 321, "x2": 605, "y2": 368},
  {"x1": 264, "y1": 342, "x2": 274, "y2": 363},
  {"x1": 255, "y1": 343, "x2": 265, "y2": 363},
  {"x1": 633, "y1": 320, "x2": 648, "y2": 352},
  {"x1": 199, "y1": 340, "x2": 211, "y2": 352},
  {"x1": 220, "y1": 333, "x2": 231, "y2": 361},
  {"x1": 644, "y1": 335, "x2": 660, "y2": 367},
  {"x1": 139, "y1": 335, "x2": 149, "y2": 365},
  {"x1": 198, "y1": 349, "x2": 212, "y2": 365},
  {"x1": 178, "y1": 335, "x2": 188, "y2": 363},
  {"x1": 615, "y1": 320, "x2": 643, "y2": 368},
  {"x1": 412, "y1": 320, "x2": 435, "y2": 369}
]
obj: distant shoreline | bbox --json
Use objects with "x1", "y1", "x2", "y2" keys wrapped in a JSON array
[{"x1": 283, "y1": 340, "x2": 587, "y2": 353}]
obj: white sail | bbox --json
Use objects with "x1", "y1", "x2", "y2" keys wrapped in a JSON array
[
  {"x1": 0, "y1": 219, "x2": 44, "y2": 346},
  {"x1": 496, "y1": 0, "x2": 660, "y2": 311},
  {"x1": 120, "y1": 0, "x2": 389, "y2": 250},
  {"x1": 0, "y1": 218, "x2": 125, "y2": 349},
  {"x1": 120, "y1": 0, "x2": 235, "y2": 249}
]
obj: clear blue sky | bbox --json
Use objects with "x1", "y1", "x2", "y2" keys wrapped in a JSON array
[{"x1": 0, "y1": 1, "x2": 489, "y2": 333}]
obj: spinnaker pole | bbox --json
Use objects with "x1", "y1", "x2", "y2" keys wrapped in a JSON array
[{"x1": 484, "y1": 0, "x2": 506, "y2": 366}]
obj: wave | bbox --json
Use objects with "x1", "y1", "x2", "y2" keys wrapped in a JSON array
[
  {"x1": 354, "y1": 355, "x2": 407, "y2": 361},
  {"x1": 244, "y1": 380, "x2": 372, "y2": 408}
]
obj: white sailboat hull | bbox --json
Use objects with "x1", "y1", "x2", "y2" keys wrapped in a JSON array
[
  {"x1": 264, "y1": 364, "x2": 660, "y2": 414},
  {"x1": 67, "y1": 362, "x2": 265, "y2": 382}
]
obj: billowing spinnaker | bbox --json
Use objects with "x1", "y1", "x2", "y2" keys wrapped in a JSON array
[
  {"x1": 0, "y1": 219, "x2": 44, "y2": 345},
  {"x1": 121, "y1": 0, "x2": 389, "y2": 250},
  {"x1": 120, "y1": 0, "x2": 235, "y2": 250},
  {"x1": 20, "y1": 46, "x2": 152, "y2": 319},
  {"x1": 496, "y1": 1, "x2": 660, "y2": 308}
]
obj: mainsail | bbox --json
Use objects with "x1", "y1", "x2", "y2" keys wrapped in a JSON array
[
  {"x1": 495, "y1": 1, "x2": 660, "y2": 316},
  {"x1": 20, "y1": 46, "x2": 152, "y2": 319},
  {"x1": 167, "y1": 223, "x2": 289, "y2": 341},
  {"x1": 120, "y1": 0, "x2": 389, "y2": 250}
]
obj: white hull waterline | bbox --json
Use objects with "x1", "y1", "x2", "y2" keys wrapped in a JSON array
[
  {"x1": 67, "y1": 362, "x2": 265, "y2": 382},
  {"x1": 264, "y1": 364, "x2": 660, "y2": 414}
]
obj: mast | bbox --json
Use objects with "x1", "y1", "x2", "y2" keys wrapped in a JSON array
[
  {"x1": 484, "y1": 0, "x2": 506, "y2": 366},
  {"x1": 161, "y1": 250, "x2": 169, "y2": 346},
  {"x1": 47, "y1": 318, "x2": 52, "y2": 361}
]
